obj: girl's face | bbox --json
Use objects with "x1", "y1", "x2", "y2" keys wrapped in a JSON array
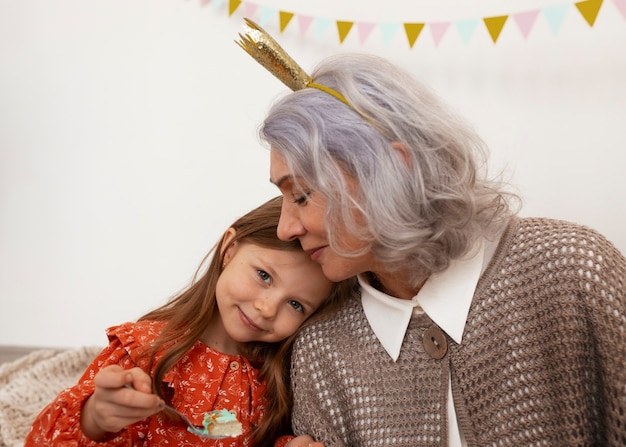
[
  {"x1": 214, "y1": 235, "x2": 333, "y2": 347},
  {"x1": 269, "y1": 148, "x2": 376, "y2": 282}
]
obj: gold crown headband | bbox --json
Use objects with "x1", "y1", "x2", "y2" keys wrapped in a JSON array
[{"x1": 236, "y1": 18, "x2": 369, "y2": 120}]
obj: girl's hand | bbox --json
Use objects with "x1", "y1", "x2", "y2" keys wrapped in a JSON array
[
  {"x1": 80, "y1": 365, "x2": 164, "y2": 441},
  {"x1": 286, "y1": 435, "x2": 325, "y2": 447}
]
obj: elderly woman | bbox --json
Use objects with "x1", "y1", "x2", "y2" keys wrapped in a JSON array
[{"x1": 252, "y1": 48, "x2": 626, "y2": 447}]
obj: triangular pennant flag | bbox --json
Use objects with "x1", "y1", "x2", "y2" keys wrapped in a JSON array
[
  {"x1": 337, "y1": 21, "x2": 354, "y2": 43},
  {"x1": 243, "y1": 2, "x2": 258, "y2": 19},
  {"x1": 429, "y1": 22, "x2": 451, "y2": 47},
  {"x1": 357, "y1": 22, "x2": 376, "y2": 45},
  {"x1": 455, "y1": 19, "x2": 479, "y2": 45},
  {"x1": 279, "y1": 11, "x2": 295, "y2": 31},
  {"x1": 228, "y1": 0, "x2": 241, "y2": 16},
  {"x1": 483, "y1": 15, "x2": 508, "y2": 43},
  {"x1": 512, "y1": 9, "x2": 540, "y2": 39},
  {"x1": 613, "y1": 0, "x2": 626, "y2": 20},
  {"x1": 211, "y1": 0, "x2": 226, "y2": 10},
  {"x1": 542, "y1": 4, "x2": 570, "y2": 35},
  {"x1": 199, "y1": 0, "x2": 211, "y2": 7},
  {"x1": 404, "y1": 23, "x2": 425, "y2": 48},
  {"x1": 575, "y1": 0, "x2": 603, "y2": 26},
  {"x1": 379, "y1": 23, "x2": 401, "y2": 46},
  {"x1": 297, "y1": 15, "x2": 313, "y2": 35},
  {"x1": 315, "y1": 18, "x2": 333, "y2": 38},
  {"x1": 257, "y1": 6, "x2": 274, "y2": 26}
]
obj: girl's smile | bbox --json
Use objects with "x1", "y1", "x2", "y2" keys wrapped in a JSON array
[{"x1": 237, "y1": 306, "x2": 264, "y2": 332}]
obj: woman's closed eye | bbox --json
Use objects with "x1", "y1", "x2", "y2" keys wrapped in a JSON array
[
  {"x1": 292, "y1": 189, "x2": 312, "y2": 205},
  {"x1": 293, "y1": 195, "x2": 307, "y2": 205}
]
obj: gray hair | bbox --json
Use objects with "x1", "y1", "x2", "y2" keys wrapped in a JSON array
[{"x1": 261, "y1": 53, "x2": 519, "y2": 287}]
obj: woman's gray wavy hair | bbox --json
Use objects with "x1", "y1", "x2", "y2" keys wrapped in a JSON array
[{"x1": 260, "y1": 53, "x2": 519, "y2": 288}]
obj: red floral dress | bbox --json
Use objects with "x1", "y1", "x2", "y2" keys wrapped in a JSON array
[{"x1": 25, "y1": 320, "x2": 269, "y2": 446}]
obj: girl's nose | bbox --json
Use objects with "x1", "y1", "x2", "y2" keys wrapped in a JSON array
[{"x1": 254, "y1": 295, "x2": 278, "y2": 320}]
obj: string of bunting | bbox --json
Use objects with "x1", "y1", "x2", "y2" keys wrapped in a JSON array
[{"x1": 201, "y1": 0, "x2": 625, "y2": 46}]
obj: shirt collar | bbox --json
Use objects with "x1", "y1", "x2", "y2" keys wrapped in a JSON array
[{"x1": 360, "y1": 239, "x2": 487, "y2": 361}]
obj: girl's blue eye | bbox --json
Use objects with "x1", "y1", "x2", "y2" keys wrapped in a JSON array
[
  {"x1": 288, "y1": 300, "x2": 304, "y2": 313},
  {"x1": 257, "y1": 270, "x2": 271, "y2": 284}
]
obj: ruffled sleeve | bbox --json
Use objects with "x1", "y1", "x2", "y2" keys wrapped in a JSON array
[
  {"x1": 25, "y1": 321, "x2": 272, "y2": 446},
  {"x1": 24, "y1": 321, "x2": 165, "y2": 446}
]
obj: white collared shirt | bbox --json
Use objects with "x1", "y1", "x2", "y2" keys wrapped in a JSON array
[{"x1": 359, "y1": 238, "x2": 498, "y2": 447}]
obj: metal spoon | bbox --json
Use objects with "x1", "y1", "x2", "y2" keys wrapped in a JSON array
[
  {"x1": 123, "y1": 384, "x2": 232, "y2": 439},
  {"x1": 161, "y1": 402, "x2": 231, "y2": 440}
]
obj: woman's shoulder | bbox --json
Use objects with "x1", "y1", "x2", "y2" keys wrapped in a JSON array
[
  {"x1": 489, "y1": 216, "x2": 625, "y2": 286},
  {"x1": 509, "y1": 216, "x2": 604, "y2": 238},
  {"x1": 503, "y1": 216, "x2": 623, "y2": 259}
]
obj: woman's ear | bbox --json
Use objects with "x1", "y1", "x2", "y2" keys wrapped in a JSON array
[
  {"x1": 220, "y1": 228, "x2": 238, "y2": 266},
  {"x1": 391, "y1": 141, "x2": 411, "y2": 168}
]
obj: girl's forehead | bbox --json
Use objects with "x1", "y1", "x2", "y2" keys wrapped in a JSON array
[{"x1": 242, "y1": 243, "x2": 304, "y2": 260}]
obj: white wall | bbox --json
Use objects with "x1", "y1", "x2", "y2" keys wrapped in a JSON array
[{"x1": 1, "y1": 0, "x2": 625, "y2": 349}]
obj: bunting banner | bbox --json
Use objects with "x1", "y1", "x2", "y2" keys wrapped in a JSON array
[{"x1": 201, "y1": 0, "x2": 626, "y2": 47}]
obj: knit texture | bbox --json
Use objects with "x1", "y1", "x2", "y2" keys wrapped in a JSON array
[
  {"x1": 289, "y1": 217, "x2": 626, "y2": 446},
  {"x1": 0, "y1": 346, "x2": 102, "y2": 447}
]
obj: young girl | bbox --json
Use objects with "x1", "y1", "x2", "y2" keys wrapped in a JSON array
[{"x1": 25, "y1": 196, "x2": 354, "y2": 447}]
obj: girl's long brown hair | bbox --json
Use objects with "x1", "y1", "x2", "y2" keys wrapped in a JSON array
[{"x1": 137, "y1": 196, "x2": 356, "y2": 446}]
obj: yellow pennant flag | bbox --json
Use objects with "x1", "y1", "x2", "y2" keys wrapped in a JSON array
[
  {"x1": 575, "y1": 0, "x2": 603, "y2": 26},
  {"x1": 483, "y1": 15, "x2": 508, "y2": 43},
  {"x1": 228, "y1": 0, "x2": 241, "y2": 16},
  {"x1": 404, "y1": 23, "x2": 425, "y2": 48},
  {"x1": 337, "y1": 21, "x2": 354, "y2": 43},
  {"x1": 279, "y1": 11, "x2": 295, "y2": 31}
]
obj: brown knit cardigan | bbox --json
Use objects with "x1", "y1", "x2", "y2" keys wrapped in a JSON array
[{"x1": 289, "y1": 217, "x2": 626, "y2": 446}]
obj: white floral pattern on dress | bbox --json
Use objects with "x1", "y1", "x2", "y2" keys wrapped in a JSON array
[{"x1": 25, "y1": 320, "x2": 267, "y2": 447}]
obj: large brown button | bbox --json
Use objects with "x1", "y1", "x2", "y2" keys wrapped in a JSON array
[
  {"x1": 229, "y1": 361, "x2": 240, "y2": 371},
  {"x1": 422, "y1": 327, "x2": 448, "y2": 359}
]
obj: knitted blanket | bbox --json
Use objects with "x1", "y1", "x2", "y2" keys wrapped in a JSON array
[{"x1": 0, "y1": 346, "x2": 102, "y2": 447}]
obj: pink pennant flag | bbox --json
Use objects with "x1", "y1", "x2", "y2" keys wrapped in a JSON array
[
  {"x1": 428, "y1": 22, "x2": 450, "y2": 46},
  {"x1": 512, "y1": 9, "x2": 540, "y2": 39},
  {"x1": 297, "y1": 15, "x2": 314, "y2": 36},
  {"x1": 357, "y1": 22, "x2": 376, "y2": 45},
  {"x1": 244, "y1": 2, "x2": 258, "y2": 18},
  {"x1": 198, "y1": 0, "x2": 211, "y2": 6},
  {"x1": 613, "y1": 0, "x2": 626, "y2": 20}
]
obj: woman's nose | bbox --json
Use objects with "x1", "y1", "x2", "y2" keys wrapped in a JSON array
[{"x1": 277, "y1": 207, "x2": 305, "y2": 241}]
